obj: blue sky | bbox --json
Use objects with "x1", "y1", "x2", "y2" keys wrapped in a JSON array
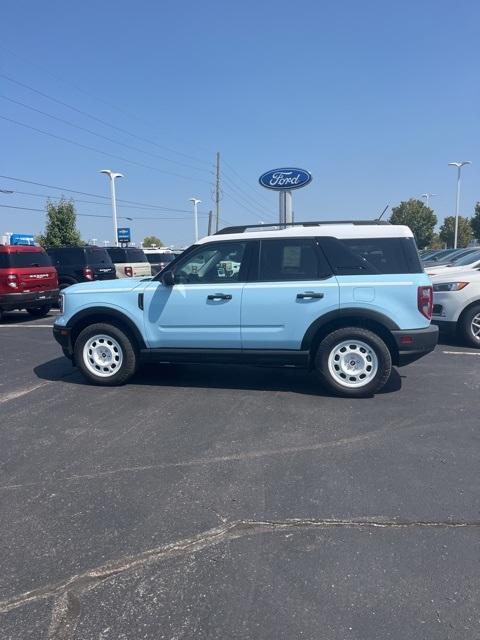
[{"x1": 1, "y1": 0, "x2": 478, "y2": 247}]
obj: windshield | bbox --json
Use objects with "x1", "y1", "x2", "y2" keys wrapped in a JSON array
[
  {"x1": 451, "y1": 250, "x2": 480, "y2": 266},
  {"x1": 145, "y1": 253, "x2": 175, "y2": 264},
  {"x1": 85, "y1": 248, "x2": 113, "y2": 265}
]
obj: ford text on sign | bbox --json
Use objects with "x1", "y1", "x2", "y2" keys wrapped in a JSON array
[{"x1": 259, "y1": 168, "x2": 312, "y2": 191}]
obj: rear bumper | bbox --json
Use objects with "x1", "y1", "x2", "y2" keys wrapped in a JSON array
[
  {"x1": 0, "y1": 289, "x2": 59, "y2": 311},
  {"x1": 391, "y1": 325, "x2": 439, "y2": 366}
]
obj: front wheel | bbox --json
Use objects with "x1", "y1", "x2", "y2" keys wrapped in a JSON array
[
  {"x1": 74, "y1": 322, "x2": 138, "y2": 386},
  {"x1": 459, "y1": 304, "x2": 480, "y2": 348},
  {"x1": 316, "y1": 327, "x2": 392, "y2": 397}
]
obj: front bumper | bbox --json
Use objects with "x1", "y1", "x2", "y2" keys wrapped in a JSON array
[
  {"x1": 0, "y1": 289, "x2": 59, "y2": 311},
  {"x1": 391, "y1": 325, "x2": 439, "y2": 366},
  {"x1": 53, "y1": 324, "x2": 73, "y2": 357}
]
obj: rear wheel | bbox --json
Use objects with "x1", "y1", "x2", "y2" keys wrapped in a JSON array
[
  {"x1": 316, "y1": 327, "x2": 392, "y2": 397},
  {"x1": 27, "y1": 306, "x2": 51, "y2": 318},
  {"x1": 459, "y1": 304, "x2": 480, "y2": 348},
  {"x1": 74, "y1": 322, "x2": 138, "y2": 386}
]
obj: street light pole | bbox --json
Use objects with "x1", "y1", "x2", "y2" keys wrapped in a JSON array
[
  {"x1": 421, "y1": 193, "x2": 437, "y2": 208},
  {"x1": 100, "y1": 170, "x2": 124, "y2": 246},
  {"x1": 448, "y1": 161, "x2": 471, "y2": 249},
  {"x1": 189, "y1": 198, "x2": 201, "y2": 242}
]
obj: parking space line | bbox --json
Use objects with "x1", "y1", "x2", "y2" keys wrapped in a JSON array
[
  {"x1": 0, "y1": 382, "x2": 50, "y2": 405},
  {"x1": 442, "y1": 350, "x2": 480, "y2": 356},
  {"x1": 0, "y1": 324, "x2": 53, "y2": 328}
]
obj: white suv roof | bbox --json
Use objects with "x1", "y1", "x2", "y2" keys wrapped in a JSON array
[{"x1": 198, "y1": 221, "x2": 413, "y2": 244}]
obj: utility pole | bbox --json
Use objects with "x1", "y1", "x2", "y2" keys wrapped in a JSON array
[{"x1": 215, "y1": 152, "x2": 220, "y2": 232}]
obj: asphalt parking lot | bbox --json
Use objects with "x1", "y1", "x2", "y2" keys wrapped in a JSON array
[{"x1": 0, "y1": 311, "x2": 479, "y2": 640}]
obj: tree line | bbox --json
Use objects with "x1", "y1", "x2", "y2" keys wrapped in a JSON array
[{"x1": 390, "y1": 199, "x2": 480, "y2": 249}]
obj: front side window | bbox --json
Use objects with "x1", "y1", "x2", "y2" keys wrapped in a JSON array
[
  {"x1": 258, "y1": 239, "x2": 329, "y2": 281},
  {"x1": 174, "y1": 242, "x2": 247, "y2": 284}
]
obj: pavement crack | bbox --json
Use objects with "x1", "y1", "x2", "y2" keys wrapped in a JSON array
[{"x1": 1, "y1": 516, "x2": 479, "y2": 619}]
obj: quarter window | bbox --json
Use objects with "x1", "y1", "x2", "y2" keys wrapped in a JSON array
[{"x1": 319, "y1": 237, "x2": 422, "y2": 275}]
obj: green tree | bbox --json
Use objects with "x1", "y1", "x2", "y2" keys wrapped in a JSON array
[
  {"x1": 439, "y1": 216, "x2": 473, "y2": 248},
  {"x1": 37, "y1": 198, "x2": 82, "y2": 246},
  {"x1": 389, "y1": 199, "x2": 437, "y2": 249},
  {"x1": 471, "y1": 202, "x2": 480, "y2": 242},
  {"x1": 428, "y1": 233, "x2": 444, "y2": 250},
  {"x1": 142, "y1": 235, "x2": 163, "y2": 248}
]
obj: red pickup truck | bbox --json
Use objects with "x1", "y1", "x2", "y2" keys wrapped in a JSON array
[{"x1": 0, "y1": 244, "x2": 59, "y2": 320}]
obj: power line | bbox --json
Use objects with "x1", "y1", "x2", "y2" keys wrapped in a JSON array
[
  {"x1": 2, "y1": 189, "x2": 203, "y2": 214},
  {"x1": 0, "y1": 114, "x2": 214, "y2": 185},
  {"x1": 0, "y1": 95, "x2": 213, "y2": 175},
  {"x1": 221, "y1": 173, "x2": 274, "y2": 218},
  {"x1": 0, "y1": 175, "x2": 207, "y2": 213},
  {"x1": 0, "y1": 203, "x2": 204, "y2": 221},
  {"x1": 0, "y1": 72, "x2": 213, "y2": 168},
  {"x1": 222, "y1": 158, "x2": 273, "y2": 206},
  {"x1": 222, "y1": 188, "x2": 272, "y2": 221}
]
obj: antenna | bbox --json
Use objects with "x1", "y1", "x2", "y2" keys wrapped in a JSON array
[{"x1": 377, "y1": 204, "x2": 389, "y2": 221}]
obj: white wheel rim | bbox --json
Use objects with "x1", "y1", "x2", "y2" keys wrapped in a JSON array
[
  {"x1": 328, "y1": 339, "x2": 379, "y2": 388},
  {"x1": 471, "y1": 313, "x2": 480, "y2": 340},
  {"x1": 83, "y1": 334, "x2": 123, "y2": 378}
]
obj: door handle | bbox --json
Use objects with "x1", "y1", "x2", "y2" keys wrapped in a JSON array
[
  {"x1": 296, "y1": 291, "x2": 324, "y2": 300},
  {"x1": 207, "y1": 293, "x2": 232, "y2": 300}
]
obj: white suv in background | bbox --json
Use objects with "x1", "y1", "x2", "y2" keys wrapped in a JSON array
[
  {"x1": 106, "y1": 247, "x2": 152, "y2": 279},
  {"x1": 431, "y1": 269, "x2": 480, "y2": 347}
]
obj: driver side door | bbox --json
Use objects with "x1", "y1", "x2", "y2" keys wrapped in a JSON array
[{"x1": 142, "y1": 241, "x2": 250, "y2": 349}]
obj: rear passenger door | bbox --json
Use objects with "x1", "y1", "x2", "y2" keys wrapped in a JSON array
[{"x1": 241, "y1": 238, "x2": 339, "y2": 350}]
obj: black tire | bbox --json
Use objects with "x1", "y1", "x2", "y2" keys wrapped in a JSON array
[
  {"x1": 27, "y1": 306, "x2": 51, "y2": 318},
  {"x1": 315, "y1": 327, "x2": 392, "y2": 398},
  {"x1": 459, "y1": 304, "x2": 480, "y2": 349},
  {"x1": 74, "y1": 322, "x2": 138, "y2": 386}
]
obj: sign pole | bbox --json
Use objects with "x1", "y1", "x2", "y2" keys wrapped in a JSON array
[{"x1": 285, "y1": 190, "x2": 293, "y2": 224}]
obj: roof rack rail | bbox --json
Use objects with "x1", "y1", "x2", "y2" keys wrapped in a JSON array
[{"x1": 214, "y1": 220, "x2": 391, "y2": 235}]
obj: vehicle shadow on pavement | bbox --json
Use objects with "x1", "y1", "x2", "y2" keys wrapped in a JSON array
[{"x1": 34, "y1": 357, "x2": 403, "y2": 397}]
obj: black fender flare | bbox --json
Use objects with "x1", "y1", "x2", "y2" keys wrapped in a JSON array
[
  {"x1": 66, "y1": 306, "x2": 147, "y2": 350},
  {"x1": 301, "y1": 308, "x2": 400, "y2": 351}
]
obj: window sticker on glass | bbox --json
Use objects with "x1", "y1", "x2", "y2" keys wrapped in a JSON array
[{"x1": 283, "y1": 246, "x2": 302, "y2": 269}]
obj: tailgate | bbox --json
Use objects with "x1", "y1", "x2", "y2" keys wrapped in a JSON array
[{"x1": 16, "y1": 267, "x2": 58, "y2": 292}]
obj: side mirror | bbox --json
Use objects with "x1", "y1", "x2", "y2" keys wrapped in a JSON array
[{"x1": 161, "y1": 270, "x2": 175, "y2": 286}]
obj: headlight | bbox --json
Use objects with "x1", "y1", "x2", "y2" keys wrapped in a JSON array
[
  {"x1": 433, "y1": 282, "x2": 469, "y2": 292},
  {"x1": 59, "y1": 293, "x2": 65, "y2": 314}
]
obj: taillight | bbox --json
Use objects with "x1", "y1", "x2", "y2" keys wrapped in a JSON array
[
  {"x1": 124, "y1": 266, "x2": 133, "y2": 277},
  {"x1": 7, "y1": 274, "x2": 19, "y2": 289},
  {"x1": 418, "y1": 285, "x2": 433, "y2": 320},
  {"x1": 83, "y1": 266, "x2": 94, "y2": 281}
]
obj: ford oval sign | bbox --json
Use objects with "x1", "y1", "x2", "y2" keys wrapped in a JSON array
[{"x1": 259, "y1": 167, "x2": 312, "y2": 191}]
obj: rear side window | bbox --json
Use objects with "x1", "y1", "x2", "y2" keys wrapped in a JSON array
[
  {"x1": 0, "y1": 250, "x2": 52, "y2": 268},
  {"x1": 125, "y1": 248, "x2": 147, "y2": 263},
  {"x1": 258, "y1": 239, "x2": 331, "y2": 281},
  {"x1": 319, "y1": 237, "x2": 422, "y2": 275},
  {"x1": 48, "y1": 248, "x2": 84, "y2": 265},
  {"x1": 86, "y1": 248, "x2": 113, "y2": 265}
]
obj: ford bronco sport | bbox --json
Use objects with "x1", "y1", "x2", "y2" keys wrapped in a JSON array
[{"x1": 53, "y1": 221, "x2": 438, "y2": 397}]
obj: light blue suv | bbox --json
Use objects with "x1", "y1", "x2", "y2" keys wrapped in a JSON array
[{"x1": 53, "y1": 221, "x2": 438, "y2": 397}]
